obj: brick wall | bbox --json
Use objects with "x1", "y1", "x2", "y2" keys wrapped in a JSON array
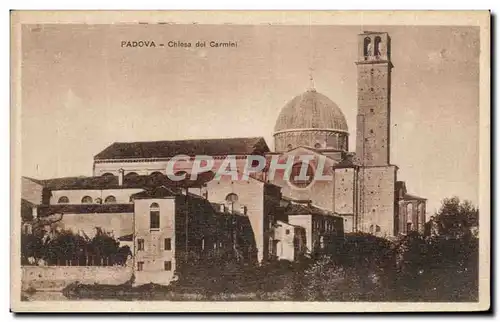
[
  {"x1": 355, "y1": 33, "x2": 391, "y2": 167},
  {"x1": 358, "y1": 165, "x2": 397, "y2": 237},
  {"x1": 334, "y1": 167, "x2": 356, "y2": 215}
]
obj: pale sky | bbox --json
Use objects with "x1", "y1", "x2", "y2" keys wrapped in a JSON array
[{"x1": 20, "y1": 24, "x2": 479, "y2": 213}]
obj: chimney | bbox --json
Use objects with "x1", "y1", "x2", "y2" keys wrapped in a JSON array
[{"x1": 118, "y1": 168, "x2": 124, "y2": 186}]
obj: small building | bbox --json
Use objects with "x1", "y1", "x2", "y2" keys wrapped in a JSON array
[
  {"x1": 396, "y1": 181, "x2": 427, "y2": 235},
  {"x1": 269, "y1": 220, "x2": 306, "y2": 262},
  {"x1": 130, "y1": 186, "x2": 258, "y2": 285},
  {"x1": 283, "y1": 199, "x2": 344, "y2": 256}
]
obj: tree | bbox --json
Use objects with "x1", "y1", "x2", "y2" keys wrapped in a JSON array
[
  {"x1": 43, "y1": 229, "x2": 87, "y2": 265},
  {"x1": 20, "y1": 233, "x2": 43, "y2": 264},
  {"x1": 396, "y1": 197, "x2": 481, "y2": 301},
  {"x1": 430, "y1": 197, "x2": 479, "y2": 238},
  {"x1": 88, "y1": 227, "x2": 120, "y2": 265},
  {"x1": 115, "y1": 245, "x2": 132, "y2": 266}
]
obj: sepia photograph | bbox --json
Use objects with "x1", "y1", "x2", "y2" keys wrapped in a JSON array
[{"x1": 10, "y1": 10, "x2": 490, "y2": 312}]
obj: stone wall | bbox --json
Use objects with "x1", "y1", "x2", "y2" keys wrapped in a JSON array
[
  {"x1": 58, "y1": 212, "x2": 134, "y2": 239},
  {"x1": 21, "y1": 265, "x2": 133, "y2": 291}
]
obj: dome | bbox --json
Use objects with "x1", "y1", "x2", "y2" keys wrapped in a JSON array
[
  {"x1": 274, "y1": 89, "x2": 348, "y2": 134},
  {"x1": 273, "y1": 89, "x2": 349, "y2": 153}
]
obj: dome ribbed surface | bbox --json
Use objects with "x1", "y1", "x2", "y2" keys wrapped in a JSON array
[{"x1": 274, "y1": 90, "x2": 348, "y2": 133}]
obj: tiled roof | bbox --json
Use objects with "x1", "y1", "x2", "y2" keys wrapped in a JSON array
[
  {"x1": 334, "y1": 157, "x2": 358, "y2": 169},
  {"x1": 35, "y1": 175, "x2": 119, "y2": 190},
  {"x1": 403, "y1": 193, "x2": 427, "y2": 201},
  {"x1": 118, "y1": 234, "x2": 133, "y2": 241},
  {"x1": 284, "y1": 200, "x2": 341, "y2": 219},
  {"x1": 27, "y1": 172, "x2": 214, "y2": 191},
  {"x1": 276, "y1": 220, "x2": 304, "y2": 229},
  {"x1": 94, "y1": 137, "x2": 269, "y2": 160},
  {"x1": 37, "y1": 204, "x2": 135, "y2": 217},
  {"x1": 131, "y1": 186, "x2": 178, "y2": 199}
]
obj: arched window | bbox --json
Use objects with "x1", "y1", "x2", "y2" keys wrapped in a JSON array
[
  {"x1": 375, "y1": 225, "x2": 381, "y2": 233},
  {"x1": 150, "y1": 202, "x2": 160, "y2": 229},
  {"x1": 149, "y1": 171, "x2": 164, "y2": 184},
  {"x1": 81, "y1": 196, "x2": 93, "y2": 204},
  {"x1": 104, "y1": 196, "x2": 116, "y2": 204},
  {"x1": 57, "y1": 196, "x2": 69, "y2": 204},
  {"x1": 374, "y1": 36, "x2": 382, "y2": 57},
  {"x1": 225, "y1": 193, "x2": 239, "y2": 213},
  {"x1": 363, "y1": 37, "x2": 372, "y2": 58},
  {"x1": 289, "y1": 163, "x2": 314, "y2": 188},
  {"x1": 124, "y1": 172, "x2": 139, "y2": 183},
  {"x1": 102, "y1": 172, "x2": 114, "y2": 177},
  {"x1": 314, "y1": 142, "x2": 322, "y2": 149},
  {"x1": 95, "y1": 197, "x2": 102, "y2": 204},
  {"x1": 150, "y1": 171, "x2": 164, "y2": 180}
]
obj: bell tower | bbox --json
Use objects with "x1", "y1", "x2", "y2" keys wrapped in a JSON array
[
  {"x1": 355, "y1": 31, "x2": 392, "y2": 166},
  {"x1": 354, "y1": 32, "x2": 398, "y2": 237}
]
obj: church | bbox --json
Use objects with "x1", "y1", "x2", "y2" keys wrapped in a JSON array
[
  {"x1": 90, "y1": 31, "x2": 426, "y2": 237},
  {"x1": 21, "y1": 31, "x2": 426, "y2": 285}
]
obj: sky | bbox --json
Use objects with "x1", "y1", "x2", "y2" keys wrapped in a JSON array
[{"x1": 20, "y1": 24, "x2": 480, "y2": 213}]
